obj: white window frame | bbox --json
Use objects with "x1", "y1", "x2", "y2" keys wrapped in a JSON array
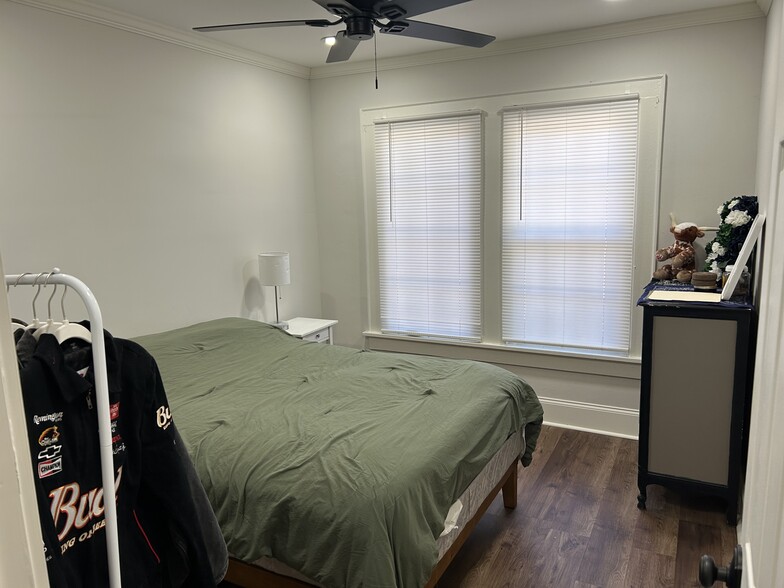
[{"x1": 361, "y1": 76, "x2": 665, "y2": 365}]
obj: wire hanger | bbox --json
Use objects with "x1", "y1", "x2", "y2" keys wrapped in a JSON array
[
  {"x1": 24, "y1": 272, "x2": 48, "y2": 331},
  {"x1": 53, "y1": 285, "x2": 92, "y2": 345},
  {"x1": 10, "y1": 272, "x2": 31, "y2": 331},
  {"x1": 33, "y1": 275, "x2": 64, "y2": 340}
]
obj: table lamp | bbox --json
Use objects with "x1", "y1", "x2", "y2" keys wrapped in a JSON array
[{"x1": 258, "y1": 252, "x2": 290, "y2": 328}]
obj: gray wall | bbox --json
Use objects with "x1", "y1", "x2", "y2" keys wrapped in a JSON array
[{"x1": 0, "y1": 1, "x2": 323, "y2": 337}]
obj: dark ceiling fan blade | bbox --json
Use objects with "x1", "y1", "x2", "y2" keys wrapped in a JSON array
[
  {"x1": 380, "y1": 19, "x2": 494, "y2": 47},
  {"x1": 371, "y1": 0, "x2": 472, "y2": 20},
  {"x1": 194, "y1": 19, "x2": 336, "y2": 33},
  {"x1": 310, "y1": 0, "x2": 362, "y2": 18},
  {"x1": 326, "y1": 31, "x2": 361, "y2": 62}
]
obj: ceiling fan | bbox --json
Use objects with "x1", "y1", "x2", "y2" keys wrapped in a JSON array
[{"x1": 193, "y1": 0, "x2": 495, "y2": 63}]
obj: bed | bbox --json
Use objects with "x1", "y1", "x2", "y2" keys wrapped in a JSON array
[{"x1": 133, "y1": 317, "x2": 543, "y2": 588}]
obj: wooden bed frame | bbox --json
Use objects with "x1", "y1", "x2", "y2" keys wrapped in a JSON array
[{"x1": 224, "y1": 460, "x2": 519, "y2": 588}]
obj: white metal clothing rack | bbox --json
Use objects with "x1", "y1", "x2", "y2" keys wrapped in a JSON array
[{"x1": 5, "y1": 270, "x2": 121, "y2": 588}]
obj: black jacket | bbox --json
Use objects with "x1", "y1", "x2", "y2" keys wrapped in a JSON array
[{"x1": 19, "y1": 327, "x2": 227, "y2": 587}]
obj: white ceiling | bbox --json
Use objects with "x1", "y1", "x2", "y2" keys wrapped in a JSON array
[{"x1": 60, "y1": 0, "x2": 760, "y2": 68}]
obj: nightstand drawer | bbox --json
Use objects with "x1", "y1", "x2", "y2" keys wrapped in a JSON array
[
  {"x1": 302, "y1": 327, "x2": 330, "y2": 343},
  {"x1": 284, "y1": 318, "x2": 338, "y2": 345}
]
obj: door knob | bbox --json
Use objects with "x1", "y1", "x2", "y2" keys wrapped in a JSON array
[{"x1": 699, "y1": 544, "x2": 742, "y2": 588}]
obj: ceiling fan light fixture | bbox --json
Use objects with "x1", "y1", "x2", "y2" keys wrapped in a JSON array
[{"x1": 322, "y1": 35, "x2": 337, "y2": 46}]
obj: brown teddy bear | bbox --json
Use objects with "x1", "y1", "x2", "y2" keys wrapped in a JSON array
[{"x1": 653, "y1": 222, "x2": 705, "y2": 283}]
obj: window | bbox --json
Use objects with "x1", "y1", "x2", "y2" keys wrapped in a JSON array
[
  {"x1": 501, "y1": 99, "x2": 640, "y2": 353},
  {"x1": 362, "y1": 77, "x2": 663, "y2": 362},
  {"x1": 374, "y1": 113, "x2": 482, "y2": 340}
]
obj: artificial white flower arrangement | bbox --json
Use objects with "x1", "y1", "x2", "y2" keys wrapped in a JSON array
[{"x1": 703, "y1": 195, "x2": 758, "y2": 273}]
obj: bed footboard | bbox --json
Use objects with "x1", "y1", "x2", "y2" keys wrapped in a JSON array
[{"x1": 224, "y1": 558, "x2": 316, "y2": 587}]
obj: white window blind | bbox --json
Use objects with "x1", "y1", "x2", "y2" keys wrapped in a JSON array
[
  {"x1": 501, "y1": 98, "x2": 639, "y2": 352},
  {"x1": 375, "y1": 113, "x2": 482, "y2": 340}
]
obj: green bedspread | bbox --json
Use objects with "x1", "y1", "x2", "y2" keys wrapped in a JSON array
[{"x1": 133, "y1": 318, "x2": 543, "y2": 588}]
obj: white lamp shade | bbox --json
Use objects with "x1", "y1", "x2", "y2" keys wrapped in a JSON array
[{"x1": 258, "y1": 252, "x2": 290, "y2": 286}]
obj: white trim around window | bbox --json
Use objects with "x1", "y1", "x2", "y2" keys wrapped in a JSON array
[{"x1": 360, "y1": 76, "x2": 665, "y2": 363}]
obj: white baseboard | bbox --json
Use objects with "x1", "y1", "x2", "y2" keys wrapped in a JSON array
[{"x1": 539, "y1": 396, "x2": 639, "y2": 439}]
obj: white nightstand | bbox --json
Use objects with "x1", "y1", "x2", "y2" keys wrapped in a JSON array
[{"x1": 284, "y1": 317, "x2": 338, "y2": 344}]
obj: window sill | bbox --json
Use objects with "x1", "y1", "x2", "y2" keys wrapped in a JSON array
[{"x1": 363, "y1": 331, "x2": 641, "y2": 380}]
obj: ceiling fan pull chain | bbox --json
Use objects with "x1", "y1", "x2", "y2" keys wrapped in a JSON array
[{"x1": 374, "y1": 34, "x2": 379, "y2": 90}]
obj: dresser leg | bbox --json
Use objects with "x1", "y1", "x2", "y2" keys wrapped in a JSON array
[
  {"x1": 637, "y1": 487, "x2": 647, "y2": 510},
  {"x1": 726, "y1": 505, "x2": 738, "y2": 526}
]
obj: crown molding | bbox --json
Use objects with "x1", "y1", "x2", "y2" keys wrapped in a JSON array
[
  {"x1": 10, "y1": 0, "x2": 764, "y2": 81},
  {"x1": 311, "y1": 2, "x2": 765, "y2": 79},
  {"x1": 8, "y1": 0, "x2": 311, "y2": 79},
  {"x1": 756, "y1": 0, "x2": 772, "y2": 14}
]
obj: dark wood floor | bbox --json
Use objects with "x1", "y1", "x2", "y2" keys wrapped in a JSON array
[
  {"x1": 221, "y1": 425, "x2": 737, "y2": 587},
  {"x1": 436, "y1": 426, "x2": 737, "y2": 588}
]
